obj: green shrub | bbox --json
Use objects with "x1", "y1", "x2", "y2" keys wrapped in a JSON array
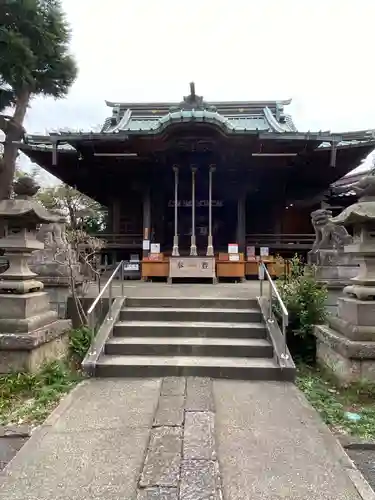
[
  {"x1": 69, "y1": 326, "x2": 94, "y2": 363},
  {"x1": 276, "y1": 255, "x2": 327, "y2": 363}
]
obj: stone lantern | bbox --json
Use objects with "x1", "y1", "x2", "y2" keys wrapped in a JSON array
[
  {"x1": 0, "y1": 177, "x2": 61, "y2": 294},
  {"x1": 0, "y1": 177, "x2": 71, "y2": 373},
  {"x1": 314, "y1": 174, "x2": 375, "y2": 383},
  {"x1": 332, "y1": 175, "x2": 375, "y2": 300}
]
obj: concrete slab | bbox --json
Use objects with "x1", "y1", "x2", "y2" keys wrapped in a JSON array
[
  {"x1": 46, "y1": 378, "x2": 161, "y2": 432},
  {"x1": 213, "y1": 380, "x2": 362, "y2": 500},
  {"x1": 0, "y1": 376, "x2": 369, "y2": 500},
  {"x1": 0, "y1": 379, "x2": 161, "y2": 500}
]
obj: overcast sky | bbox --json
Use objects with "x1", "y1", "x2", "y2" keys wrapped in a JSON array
[{"x1": 17, "y1": 0, "x2": 375, "y2": 180}]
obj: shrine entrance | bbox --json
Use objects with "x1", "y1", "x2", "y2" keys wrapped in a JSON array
[{"x1": 163, "y1": 165, "x2": 236, "y2": 255}]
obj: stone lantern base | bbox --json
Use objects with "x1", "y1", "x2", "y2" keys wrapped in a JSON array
[
  {"x1": 0, "y1": 291, "x2": 71, "y2": 374},
  {"x1": 315, "y1": 296, "x2": 375, "y2": 384}
]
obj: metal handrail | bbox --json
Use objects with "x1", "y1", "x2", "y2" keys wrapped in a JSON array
[
  {"x1": 87, "y1": 259, "x2": 124, "y2": 330},
  {"x1": 259, "y1": 261, "x2": 289, "y2": 361}
]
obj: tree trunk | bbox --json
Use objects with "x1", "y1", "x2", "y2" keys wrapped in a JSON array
[{"x1": 0, "y1": 89, "x2": 30, "y2": 200}]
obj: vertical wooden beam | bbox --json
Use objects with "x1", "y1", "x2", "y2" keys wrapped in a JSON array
[
  {"x1": 206, "y1": 165, "x2": 215, "y2": 256},
  {"x1": 112, "y1": 199, "x2": 120, "y2": 234},
  {"x1": 190, "y1": 165, "x2": 198, "y2": 256},
  {"x1": 172, "y1": 165, "x2": 180, "y2": 256},
  {"x1": 236, "y1": 192, "x2": 246, "y2": 254},
  {"x1": 143, "y1": 186, "x2": 151, "y2": 259}
]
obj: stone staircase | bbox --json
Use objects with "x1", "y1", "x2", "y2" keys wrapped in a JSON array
[{"x1": 95, "y1": 296, "x2": 295, "y2": 380}]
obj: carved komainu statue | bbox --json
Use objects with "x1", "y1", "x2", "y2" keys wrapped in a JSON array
[
  {"x1": 37, "y1": 213, "x2": 68, "y2": 249},
  {"x1": 310, "y1": 208, "x2": 352, "y2": 252}
]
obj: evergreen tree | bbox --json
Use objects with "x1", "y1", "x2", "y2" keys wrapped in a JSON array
[{"x1": 0, "y1": 0, "x2": 77, "y2": 199}]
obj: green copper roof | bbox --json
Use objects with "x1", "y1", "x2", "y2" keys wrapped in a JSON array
[{"x1": 101, "y1": 83, "x2": 297, "y2": 134}]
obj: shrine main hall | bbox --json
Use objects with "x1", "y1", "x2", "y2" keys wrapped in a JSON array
[{"x1": 20, "y1": 83, "x2": 375, "y2": 280}]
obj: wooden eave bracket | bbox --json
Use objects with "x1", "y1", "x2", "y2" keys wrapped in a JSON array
[
  {"x1": 51, "y1": 138, "x2": 58, "y2": 166},
  {"x1": 330, "y1": 140, "x2": 337, "y2": 167}
]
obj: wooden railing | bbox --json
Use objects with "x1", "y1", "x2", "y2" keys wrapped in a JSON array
[
  {"x1": 91, "y1": 233, "x2": 315, "y2": 250},
  {"x1": 246, "y1": 233, "x2": 315, "y2": 250},
  {"x1": 92, "y1": 233, "x2": 142, "y2": 247}
]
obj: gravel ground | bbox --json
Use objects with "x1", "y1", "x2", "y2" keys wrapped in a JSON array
[
  {"x1": 347, "y1": 448, "x2": 375, "y2": 491},
  {"x1": 0, "y1": 437, "x2": 28, "y2": 471}
]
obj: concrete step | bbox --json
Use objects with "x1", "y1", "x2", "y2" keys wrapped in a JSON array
[
  {"x1": 112, "y1": 320, "x2": 267, "y2": 339},
  {"x1": 105, "y1": 336, "x2": 273, "y2": 358},
  {"x1": 95, "y1": 355, "x2": 294, "y2": 380},
  {"x1": 125, "y1": 297, "x2": 258, "y2": 309},
  {"x1": 119, "y1": 307, "x2": 262, "y2": 323}
]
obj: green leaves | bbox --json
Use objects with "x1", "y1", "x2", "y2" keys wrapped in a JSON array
[
  {"x1": 35, "y1": 183, "x2": 106, "y2": 232},
  {"x1": 0, "y1": 360, "x2": 82, "y2": 425},
  {"x1": 0, "y1": 0, "x2": 77, "y2": 97},
  {"x1": 278, "y1": 255, "x2": 327, "y2": 338},
  {"x1": 0, "y1": 0, "x2": 77, "y2": 199},
  {"x1": 69, "y1": 326, "x2": 94, "y2": 363},
  {"x1": 297, "y1": 365, "x2": 375, "y2": 439},
  {"x1": 275, "y1": 255, "x2": 327, "y2": 362}
]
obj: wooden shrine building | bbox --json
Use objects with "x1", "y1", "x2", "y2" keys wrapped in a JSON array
[{"x1": 20, "y1": 83, "x2": 375, "y2": 280}]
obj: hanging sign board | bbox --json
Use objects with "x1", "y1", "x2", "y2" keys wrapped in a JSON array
[
  {"x1": 150, "y1": 243, "x2": 160, "y2": 254},
  {"x1": 260, "y1": 247, "x2": 269, "y2": 257},
  {"x1": 142, "y1": 240, "x2": 150, "y2": 251},
  {"x1": 169, "y1": 257, "x2": 216, "y2": 279},
  {"x1": 228, "y1": 243, "x2": 238, "y2": 254}
]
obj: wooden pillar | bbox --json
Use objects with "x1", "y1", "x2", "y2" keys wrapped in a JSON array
[
  {"x1": 236, "y1": 193, "x2": 246, "y2": 254},
  {"x1": 172, "y1": 165, "x2": 180, "y2": 256},
  {"x1": 274, "y1": 205, "x2": 283, "y2": 234},
  {"x1": 112, "y1": 199, "x2": 120, "y2": 234},
  {"x1": 143, "y1": 186, "x2": 151, "y2": 258},
  {"x1": 206, "y1": 165, "x2": 215, "y2": 256},
  {"x1": 190, "y1": 166, "x2": 198, "y2": 256}
]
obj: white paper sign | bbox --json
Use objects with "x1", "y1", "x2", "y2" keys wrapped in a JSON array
[
  {"x1": 229, "y1": 254, "x2": 240, "y2": 261},
  {"x1": 228, "y1": 243, "x2": 238, "y2": 254},
  {"x1": 124, "y1": 262, "x2": 139, "y2": 271},
  {"x1": 260, "y1": 246, "x2": 269, "y2": 257},
  {"x1": 142, "y1": 240, "x2": 150, "y2": 250},
  {"x1": 150, "y1": 243, "x2": 160, "y2": 254},
  {"x1": 246, "y1": 246, "x2": 256, "y2": 257},
  {"x1": 258, "y1": 263, "x2": 265, "y2": 280}
]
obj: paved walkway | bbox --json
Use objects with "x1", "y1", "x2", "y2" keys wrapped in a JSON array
[{"x1": 0, "y1": 378, "x2": 368, "y2": 500}]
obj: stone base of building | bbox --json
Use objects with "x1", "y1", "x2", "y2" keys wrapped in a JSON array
[
  {"x1": 0, "y1": 319, "x2": 71, "y2": 373},
  {"x1": 315, "y1": 324, "x2": 375, "y2": 384}
]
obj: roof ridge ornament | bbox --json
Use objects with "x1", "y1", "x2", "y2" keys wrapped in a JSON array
[{"x1": 170, "y1": 82, "x2": 216, "y2": 112}]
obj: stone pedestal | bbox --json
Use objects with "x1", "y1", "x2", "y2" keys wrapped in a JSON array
[
  {"x1": 309, "y1": 250, "x2": 359, "y2": 315},
  {"x1": 0, "y1": 177, "x2": 72, "y2": 373},
  {"x1": 29, "y1": 246, "x2": 83, "y2": 319},
  {"x1": 315, "y1": 296, "x2": 375, "y2": 384},
  {"x1": 0, "y1": 290, "x2": 72, "y2": 374},
  {"x1": 315, "y1": 325, "x2": 375, "y2": 383},
  {"x1": 314, "y1": 176, "x2": 375, "y2": 383}
]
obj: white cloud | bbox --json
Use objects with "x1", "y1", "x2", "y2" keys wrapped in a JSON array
[{"x1": 16, "y1": 0, "x2": 375, "y2": 178}]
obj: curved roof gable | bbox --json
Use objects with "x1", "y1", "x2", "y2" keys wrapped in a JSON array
[{"x1": 102, "y1": 82, "x2": 297, "y2": 134}]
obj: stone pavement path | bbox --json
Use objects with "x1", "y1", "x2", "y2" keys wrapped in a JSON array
[{"x1": 0, "y1": 377, "x2": 368, "y2": 500}]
